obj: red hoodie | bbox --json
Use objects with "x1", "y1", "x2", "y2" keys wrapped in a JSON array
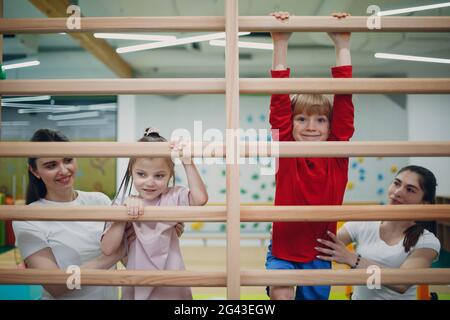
[{"x1": 270, "y1": 66, "x2": 354, "y2": 262}]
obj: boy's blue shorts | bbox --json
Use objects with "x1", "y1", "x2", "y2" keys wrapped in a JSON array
[{"x1": 265, "y1": 242, "x2": 331, "y2": 300}]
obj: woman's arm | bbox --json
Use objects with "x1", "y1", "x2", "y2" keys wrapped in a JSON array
[
  {"x1": 24, "y1": 245, "x2": 124, "y2": 299},
  {"x1": 317, "y1": 231, "x2": 438, "y2": 294}
]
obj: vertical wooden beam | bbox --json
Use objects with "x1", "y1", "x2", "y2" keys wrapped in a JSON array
[
  {"x1": 0, "y1": 0, "x2": 3, "y2": 139},
  {"x1": 225, "y1": 0, "x2": 240, "y2": 299}
]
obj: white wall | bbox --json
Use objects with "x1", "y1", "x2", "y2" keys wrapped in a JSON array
[
  {"x1": 407, "y1": 95, "x2": 450, "y2": 197},
  {"x1": 116, "y1": 95, "x2": 138, "y2": 192},
  {"x1": 346, "y1": 94, "x2": 409, "y2": 203}
]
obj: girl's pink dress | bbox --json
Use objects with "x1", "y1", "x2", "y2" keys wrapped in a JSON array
[{"x1": 107, "y1": 186, "x2": 192, "y2": 300}]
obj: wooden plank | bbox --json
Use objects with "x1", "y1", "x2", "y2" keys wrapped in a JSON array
[
  {"x1": 1, "y1": 78, "x2": 449, "y2": 95},
  {"x1": 0, "y1": 269, "x2": 226, "y2": 286},
  {"x1": 225, "y1": 0, "x2": 240, "y2": 300},
  {"x1": 1, "y1": 16, "x2": 450, "y2": 33},
  {"x1": 254, "y1": 141, "x2": 450, "y2": 157},
  {"x1": 0, "y1": 141, "x2": 225, "y2": 157},
  {"x1": 1, "y1": 205, "x2": 448, "y2": 222},
  {"x1": 239, "y1": 78, "x2": 450, "y2": 94},
  {"x1": 0, "y1": 141, "x2": 449, "y2": 158},
  {"x1": 0, "y1": 79, "x2": 225, "y2": 95},
  {"x1": 240, "y1": 205, "x2": 450, "y2": 222},
  {"x1": 0, "y1": 0, "x2": 2, "y2": 139},
  {"x1": 28, "y1": 0, "x2": 132, "y2": 78},
  {"x1": 0, "y1": 268, "x2": 448, "y2": 286},
  {"x1": 0, "y1": 205, "x2": 227, "y2": 221},
  {"x1": 239, "y1": 16, "x2": 450, "y2": 32},
  {"x1": 241, "y1": 269, "x2": 450, "y2": 286}
]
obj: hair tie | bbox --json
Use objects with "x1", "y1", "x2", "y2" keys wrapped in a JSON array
[{"x1": 144, "y1": 127, "x2": 159, "y2": 137}]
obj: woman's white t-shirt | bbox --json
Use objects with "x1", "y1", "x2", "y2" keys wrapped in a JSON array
[
  {"x1": 13, "y1": 191, "x2": 118, "y2": 300},
  {"x1": 344, "y1": 221, "x2": 440, "y2": 300}
]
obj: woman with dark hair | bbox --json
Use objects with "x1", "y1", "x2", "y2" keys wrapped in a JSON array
[
  {"x1": 13, "y1": 129, "x2": 132, "y2": 299},
  {"x1": 316, "y1": 165, "x2": 441, "y2": 300}
]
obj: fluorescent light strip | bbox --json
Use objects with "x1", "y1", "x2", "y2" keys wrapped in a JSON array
[
  {"x1": 2, "y1": 96, "x2": 51, "y2": 103},
  {"x1": 17, "y1": 107, "x2": 76, "y2": 114},
  {"x1": 1, "y1": 121, "x2": 31, "y2": 127},
  {"x1": 56, "y1": 118, "x2": 108, "y2": 127},
  {"x1": 378, "y1": 2, "x2": 450, "y2": 16},
  {"x1": 2, "y1": 60, "x2": 40, "y2": 70},
  {"x1": 94, "y1": 33, "x2": 176, "y2": 41},
  {"x1": 18, "y1": 108, "x2": 56, "y2": 114},
  {"x1": 86, "y1": 103, "x2": 117, "y2": 111},
  {"x1": 375, "y1": 53, "x2": 450, "y2": 64},
  {"x1": 48, "y1": 111, "x2": 100, "y2": 121},
  {"x1": 4, "y1": 102, "x2": 116, "y2": 114},
  {"x1": 117, "y1": 32, "x2": 251, "y2": 53},
  {"x1": 209, "y1": 40, "x2": 273, "y2": 50},
  {"x1": 2, "y1": 102, "x2": 77, "y2": 109}
]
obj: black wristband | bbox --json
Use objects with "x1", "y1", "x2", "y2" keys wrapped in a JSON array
[{"x1": 351, "y1": 254, "x2": 361, "y2": 269}]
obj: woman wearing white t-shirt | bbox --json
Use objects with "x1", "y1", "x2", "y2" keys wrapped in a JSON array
[
  {"x1": 316, "y1": 165, "x2": 441, "y2": 300},
  {"x1": 12, "y1": 129, "x2": 131, "y2": 299}
]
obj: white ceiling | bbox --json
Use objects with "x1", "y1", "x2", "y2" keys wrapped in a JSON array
[{"x1": 3, "y1": 0, "x2": 450, "y2": 78}]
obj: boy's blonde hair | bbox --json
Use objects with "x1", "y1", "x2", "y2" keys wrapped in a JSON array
[{"x1": 291, "y1": 94, "x2": 332, "y2": 119}]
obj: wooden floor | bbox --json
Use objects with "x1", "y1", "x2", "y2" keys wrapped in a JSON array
[{"x1": 182, "y1": 245, "x2": 350, "y2": 299}]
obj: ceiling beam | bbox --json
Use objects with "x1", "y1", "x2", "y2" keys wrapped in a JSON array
[{"x1": 29, "y1": 0, "x2": 133, "y2": 78}]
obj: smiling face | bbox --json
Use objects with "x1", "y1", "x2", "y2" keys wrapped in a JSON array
[
  {"x1": 131, "y1": 157, "x2": 173, "y2": 201},
  {"x1": 291, "y1": 94, "x2": 332, "y2": 142},
  {"x1": 292, "y1": 113, "x2": 330, "y2": 141},
  {"x1": 30, "y1": 157, "x2": 77, "y2": 194},
  {"x1": 388, "y1": 170, "x2": 426, "y2": 205}
]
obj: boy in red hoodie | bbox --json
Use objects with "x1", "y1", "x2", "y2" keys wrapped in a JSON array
[{"x1": 266, "y1": 11, "x2": 355, "y2": 300}]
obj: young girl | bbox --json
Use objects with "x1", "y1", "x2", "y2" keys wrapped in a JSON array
[
  {"x1": 101, "y1": 128, "x2": 208, "y2": 300},
  {"x1": 316, "y1": 165, "x2": 441, "y2": 300}
]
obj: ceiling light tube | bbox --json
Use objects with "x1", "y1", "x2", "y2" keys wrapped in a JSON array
[
  {"x1": 2, "y1": 102, "x2": 78, "y2": 110},
  {"x1": 94, "y1": 33, "x2": 176, "y2": 41},
  {"x1": 117, "y1": 32, "x2": 251, "y2": 53},
  {"x1": 2, "y1": 60, "x2": 40, "y2": 71},
  {"x1": 209, "y1": 40, "x2": 273, "y2": 50},
  {"x1": 48, "y1": 111, "x2": 100, "y2": 121},
  {"x1": 378, "y1": 2, "x2": 450, "y2": 16},
  {"x1": 375, "y1": 53, "x2": 450, "y2": 64},
  {"x1": 2, "y1": 96, "x2": 51, "y2": 103},
  {"x1": 17, "y1": 107, "x2": 78, "y2": 114},
  {"x1": 1, "y1": 121, "x2": 30, "y2": 126},
  {"x1": 18, "y1": 108, "x2": 57, "y2": 114},
  {"x1": 56, "y1": 119, "x2": 108, "y2": 127}
]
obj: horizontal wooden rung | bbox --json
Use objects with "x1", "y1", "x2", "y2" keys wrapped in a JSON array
[
  {"x1": 1, "y1": 78, "x2": 450, "y2": 95},
  {"x1": 0, "y1": 268, "x2": 448, "y2": 286},
  {"x1": 241, "y1": 268, "x2": 450, "y2": 286},
  {"x1": 0, "y1": 141, "x2": 449, "y2": 158},
  {"x1": 1, "y1": 16, "x2": 449, "y2": 34},
  {"x1": 1, "y1": 205, "x2": 449, "y2": 222}
]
